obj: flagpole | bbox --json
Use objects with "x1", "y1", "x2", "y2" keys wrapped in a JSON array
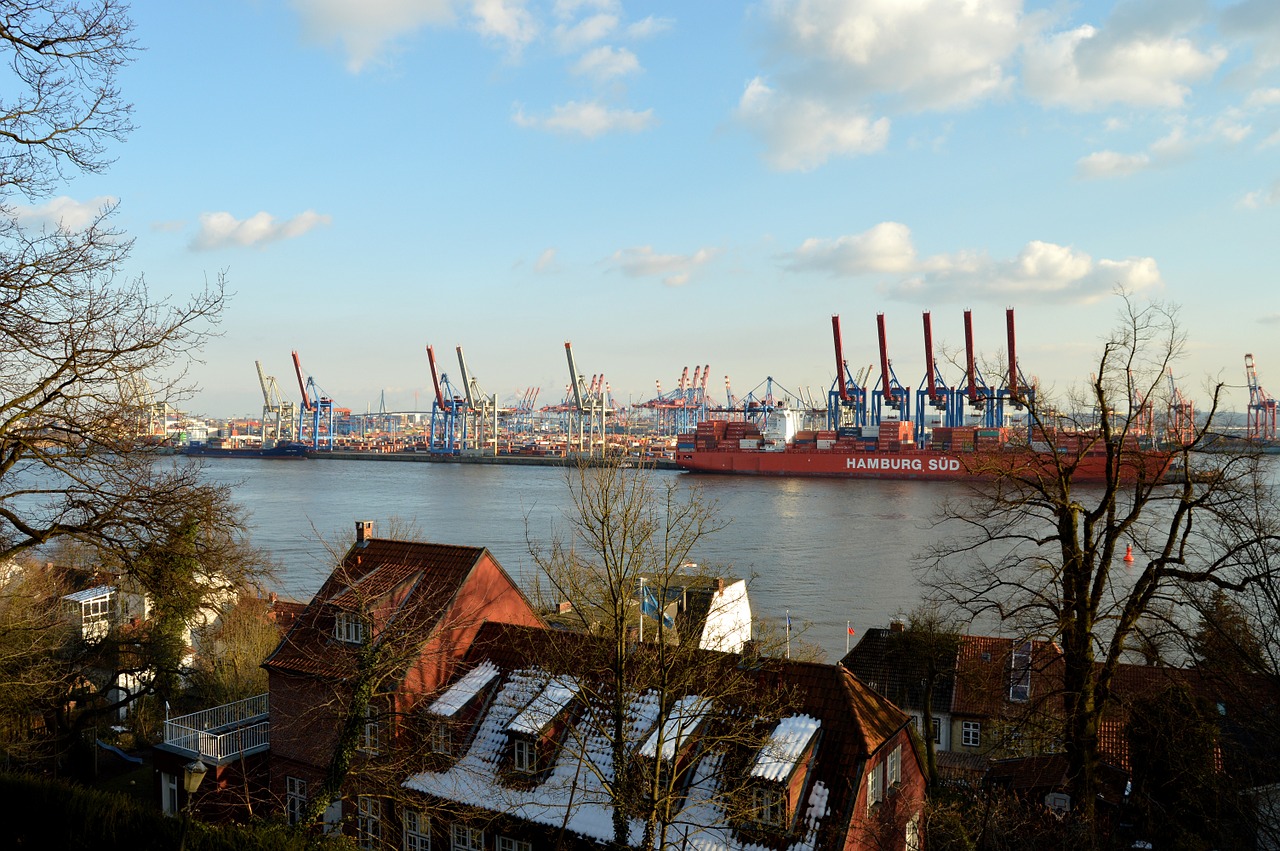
[
  {"x1": 639, "y1": 576, "x2": 644, "y2": 644},
  {"x1": 846, "y1": 620, "x2": 851, "y2": 654}
]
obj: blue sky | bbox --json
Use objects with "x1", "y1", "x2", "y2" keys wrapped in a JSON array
[{"x1": 16, "y1": 0, "x2": 1280, "y2": 417}]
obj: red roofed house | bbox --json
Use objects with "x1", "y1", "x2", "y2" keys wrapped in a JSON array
[{"x1": 261, "y1": 521, "x2": 544, "y2": 830}]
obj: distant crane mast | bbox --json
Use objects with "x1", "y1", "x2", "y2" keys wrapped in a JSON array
[
  {"x1": 1165, "y1": 368, "x2": 1196, "y2": 446},
  {"x1": 1246, "y1": 353, "x2": 1277, "y2": 442}
]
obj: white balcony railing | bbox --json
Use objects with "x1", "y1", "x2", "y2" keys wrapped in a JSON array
[{"x1": 163, "y1": 693, "x2": 269, "y2": 761}]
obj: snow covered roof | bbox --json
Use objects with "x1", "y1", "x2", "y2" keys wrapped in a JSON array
[
  {"x1": 639, "y1": 695, "x2": 707, "y2": 761},
  {"x1": 63, "y1": 585, "x2": 114, "y2": 604},
  {"x1": 752, "y1": 715, "x2": 821, "y2": 782},
  {"x1": 427, "y1": 661, "x2": 499, "y2": 718},
  {"x1": 507, "y1": 677, "x2": 579, "y2": 735}
]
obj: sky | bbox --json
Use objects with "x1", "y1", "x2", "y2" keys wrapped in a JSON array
[{"x1": 16, "y1": 0, "x2": 1280, "y2": 418}]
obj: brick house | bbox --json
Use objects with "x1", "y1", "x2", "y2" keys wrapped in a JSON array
[
  {"x1": 388, "y1": 621, "x2": 926, "y2": 851},
  {"x1": 260, "y1": 521, "x2": 544, "y2": 829}
]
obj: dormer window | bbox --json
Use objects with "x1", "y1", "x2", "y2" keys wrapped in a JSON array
[
  {"x1": 512, "y1": 737, "x2": 537, "y2": 773},
  {"x1": 1009, "y1": 641, "x2": 1031, "y2": 702},
  {"x1": 424, "y1": 661, "x2": 500, "y2": 762},
  {"x1": 752, "y1": 785, "x2": 787, "y2": 827},
  {"x1": 429, "y1": 720, "x2": 452, "y2": 755},
  {"x1": 335, "y1": 611, "x2": 366, "y2": 644}
]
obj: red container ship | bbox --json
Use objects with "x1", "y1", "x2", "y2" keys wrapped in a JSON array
[{"x1": 674, "y1": 410, "x2": 1172, "y2": 484}]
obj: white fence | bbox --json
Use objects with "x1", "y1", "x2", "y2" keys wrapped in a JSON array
[{"x1": 163, "y1": 693, "x2": 270, "y2": 761}]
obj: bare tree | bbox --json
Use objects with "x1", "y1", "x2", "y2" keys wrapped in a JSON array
[
  {"x1": 527, "y1": 460, "x2": 795, "y2": 850},
  {"x1": 924, "y1": 294, "x2": 1280, "y2": 830}
]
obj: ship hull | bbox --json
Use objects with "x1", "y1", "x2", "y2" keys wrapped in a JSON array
[
  {"x1": 674, "y1": 446, "x2": 1169, "y2": 484},
  {"x1": 183, "y1": 443, "x2": 308, "y2": 459}
]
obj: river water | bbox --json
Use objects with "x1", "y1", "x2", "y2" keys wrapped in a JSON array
[{"x1": 199, "y1": 458, "x2": 972, "y2": 662}]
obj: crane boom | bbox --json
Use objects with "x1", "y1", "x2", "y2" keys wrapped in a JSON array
[
  {"x1": 1006, "y1": 307, "x2": 1019, "y2": 399},
  {"x1": 456, "y1": 346, "x2": 476, "y2": 409},
  {"x1": 876, "y1": 313, "x2": 897, "y2": 406},
  {"x1": 832, "y1": 315, "x2": 850, "y2": 401},
  {"x1": 256, "y1": 361, "x2": 273, "y2": 406},
  {"x1": 565, "y1": 342, "x2": 584, "y2": 412},
  {"x1": 291, "y1": 351, "x2": 313, "y2": 411},
  {"x1": 426, "y1": 345, "x2": 446, "y2": 409}
]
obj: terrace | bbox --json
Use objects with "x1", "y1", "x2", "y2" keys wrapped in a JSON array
[{"x1": 156, "y1": 693, "x2": 270, "y2": 764}]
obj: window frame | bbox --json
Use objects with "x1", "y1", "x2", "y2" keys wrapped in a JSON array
[
  {"x1": 360, "y1": 705, "x2": 380, "y2": 754},
  {"x1": 498, "y1": 837, "x2": 533, "y2": 851},
  {"x1": 512, "y1": 737, "x2": 537, "y2": 774},
  {"x1": 429, "y1": 719, "x2": 452, "y2": 755},
  {"x1": 867, "y1": 760, "x2": 886, "y2": 812},
  {"x1": 887, "y1": 744, "x2": 902, "y2": 787},
  {"x1": 403, "y1": 809, "x2": 431, "y2": 851},
  {"x1": 751, "y1": 784, "x2": 788, "y2": 827},
  {"x1": 962, "y1": 720, "x2": 982, "y2": 748},
  {"x1": 335, "y1": 610, "x2": 367, "y2": 644},
  {"x1": 451, "y1": 824, "x2": 484, "y2": 851},
  {"x1": 356, "y1": 795, "x2": 381, "y2": 850},
  {"x1": 286, "y1": 776, "x2": 307, "y2": 827}
]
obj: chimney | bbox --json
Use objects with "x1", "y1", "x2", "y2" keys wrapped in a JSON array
[
  {"x1": 356, "y1": 520, "x2": 374, "y2": 547},
  {"x1": 889, "y1": 619, "x2": 905, "y2": 633},
  {"x1": 716, "y1": 577, "x2": 726, "y2": 594},
  {"x1": 558, "y1": 601, "x2": 574, "y2": 614}
]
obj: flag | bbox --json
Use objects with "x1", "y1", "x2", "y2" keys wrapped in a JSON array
[
  {"x1": 641, "y1": 584, "x2": 674, "y2": 628},
  {"x1": 848, "y1": 625, "x2": 856, "y2": 636}
]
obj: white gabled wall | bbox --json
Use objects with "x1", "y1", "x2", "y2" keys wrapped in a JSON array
[{"x1": 698, "y1": 579, "x2": 752, "y2": 654}]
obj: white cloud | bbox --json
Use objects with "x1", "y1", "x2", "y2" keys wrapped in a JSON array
[
  {"x1": 289, "y1": 0, "x2": 455, "y2": 72},
  {"x1": 783, "y1": 224, "x2": 1161, "y2": 304},
  {"x1": 626, "y1": 16, "x2": 672, "y2": 39},
  {"x1": 534, "y1": 247, "x2": 559, "y2": 272},
  {"x1": 608, "y1": 245, "x2": 720, "y2": 287},
  {"x1": 1077, "y1": 119, "x2": 1250, "y2": 179},
  {"x1": 513, "y1": 100, "x2": 655, "y2": 137},
  {"x1": 1245, "y1": 87, "x2": 1280, "y2": 108},
  {"x1": 1077, "y1": 150, "x2": 1153, "y2": 178},
  {"x1": 471, "y1": 0, "x2": 539, "y2": 53},
  {"x1": 573, "y1": 45, "x2": 640, "y2": 80},
  {"x1": 786, "y1": 222, "x2": 916, "y2": 275},
  {"x1": 12, "y1": 195, "x2": 115, "y2": 231},
  {"x1": 1023, "y1": 22, "x2": 1224, "y2": 110},
  {"x1": 1261, "y1": 128, "x2": 1280, "y2": 148},
  {"x1": 190, "y1": 210, "x2": 332, "y2": 251},
  {"x1": 553, "y1": 12, "x2": 618, "y2": 51},
  {"x1": 1240, "y1": 178, "x2": 1280, "y2": 208},
  {"x1": 735, "y1": 77, "x2": 889, "y2": 171},
  {"x1": 756, "y1": 0, "x2": 1026, "y2": 111}
]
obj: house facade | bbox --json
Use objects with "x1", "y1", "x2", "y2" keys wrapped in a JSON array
[{"x1": 260, "y1": 522, "x2": 545, "y2": 828}]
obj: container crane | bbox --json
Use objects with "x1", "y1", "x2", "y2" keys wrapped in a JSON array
[
  {"x1": 871, "y1": 313, "x2": 911, "y2": 426},
  {"x1": 255, "y1": 361, "x2": 296, "y2": 443},
  {"x1": 1165, "y1": 368, "x2": 1196, "y2": 447},
  {"x1": 962, "y1": 309, "x2": 1001, "y2": 428},
  {"x1": 564, "y1": 342, "x2": 609, "y2": 456},
  {"x1": 291, "y1": 350, "x2": 334, "y2": 450},
  {"x1": 1127, "y1": 369, "x2": 1154, "y2": 441},
  {"x1": 827, "y1": 314, "x2": 869, "y2": 434},
  {"x1": 426, "y1": 344, "x2": 465, "y2": 454},
  {"x1": 456, "y1": 345, "x2": 498, "y2": 455},
  {"x1": 914, "y1": 311, "x2": 960, "y2": 443},
  {"x1": 1246, "y1": 353, "x2": 1277, "y2": 442}
]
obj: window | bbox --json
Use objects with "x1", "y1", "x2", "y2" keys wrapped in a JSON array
[
  {"x1": 931, "y1": 718, "x2": 941, "y2": 744},
  {"x1": 361, "y1": 706, "x2": 380, "y2": 754},
  {"x1": 286, "y1": 776, "x2": 307, "y2": 826},
  {"x1": 906, "y1": 812, "x2": 922, "y2": 851},
  {"x1": 403, "y1": 810, "x2": 431, "y2": 851},
  {"x1": 867, "y1": 760, "x2": 886, "y2": 811},
  {"x1": 429, "y1": 720, "x2": 452, "y2": 755},
  {"x1": 512, "y1": 737, "x2": 536, "y2": 773},
  {"x1": 498, "y1": 838, "x2": 533, "y2": 851},
  {"x1": 335, "y1": 611, "x2": 367, "y2": 644},
  {"x1": 887, "y1": 744, "x2": 902, "y2": 787},
  {"x1": 81, "y1": 593, "x2": 114, "y2": 638},
  {"x1": 357, "y1": 796, "x2": 381, "y2": 850},
  {"x1": 962, "y1": 720, "x2": 981, "y2": 748},
  {"x1": 161, "y1": 772, "x2": 179, "y2": 816},
  {"x1": 451, "y1": 824, "x2": 484, "y2": 851},
  {"x1": 1010, "y1": 641, "x2": 1032, "y2": 702},
  {"x1": 752, "y1": 785, "x2": 787, "y2": 827}
]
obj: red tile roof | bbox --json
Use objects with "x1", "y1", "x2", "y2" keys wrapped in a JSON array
[{"x1": 263, "y1": 539, "x2": 492, "y2": 679}]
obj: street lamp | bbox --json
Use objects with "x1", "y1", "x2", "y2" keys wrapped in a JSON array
[{"x1": 179, "y1": 759, "x2": 207, "y2": 851}]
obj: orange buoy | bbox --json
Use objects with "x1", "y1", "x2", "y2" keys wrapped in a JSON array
[{"x1": 1123, "y1": 544, "x2": 1134, "y2": 563}]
